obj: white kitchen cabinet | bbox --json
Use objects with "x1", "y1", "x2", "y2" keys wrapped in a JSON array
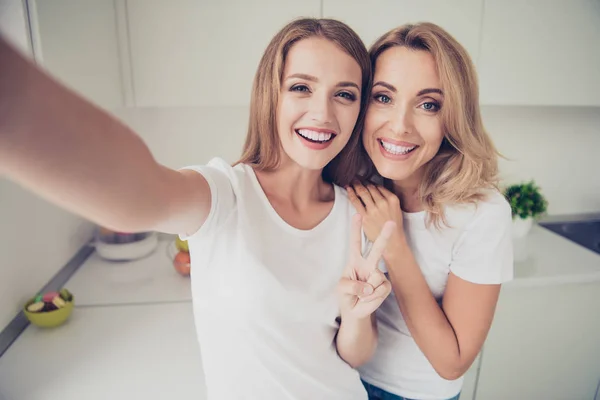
[
  {"x1": 29, "y1": 0, "x2": 125, "y2": 109},
  {"x1": 322, "y1": 0, "x2": 483, "y2": 62},
  {"x1": 474, "y1": 283, "x2": 600, "y2": 399},
  {"x1": 458, "y1": 353, "x2": 480, "y2": 400},
  {"x1": 478, "y1": 0, "x2": 600, "y2": 106},
  {"x1": 127, "y1": 0, "x2": 320, "y2": 107}
]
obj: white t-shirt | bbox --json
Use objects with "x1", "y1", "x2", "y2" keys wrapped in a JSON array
[
  {"x1": 180, "y1": 158, "x2": 367, "y2": 400},
  {"x1": 359, "y1": 190, "x2": 514, "y2": 400}
]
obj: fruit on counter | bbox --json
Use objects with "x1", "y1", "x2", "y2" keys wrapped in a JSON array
[
  {"x1": 26, "y1": 289, "x2": 73, "y2": 313},
  {"x1": 27, "y1": 302, "x2": 45, "y2": 313},
  {"x1": 173, "y1": 250, "x2": 191, "y2": 276},
  {"x1": 60, "y1": 288, "x2": 73, "y2": 302},
  {"x1": 42, "y1": 291, "x2": 60, "y2": 302},
  {"x1": 52, "y1": 296, "x2": 66, "y2": 308},
  {"x1": 175, "y1": 237, "x2": 189, "y2": 252}
]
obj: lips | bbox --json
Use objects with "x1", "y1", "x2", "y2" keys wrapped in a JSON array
[
  {"x1": 377, "y1": 137, "x2": 419, "y2": 160},
  {"x1": 379, "y1": 138, "x2": 418, "y2": 155},
  {"x1": 296, "y1": 128, "x2": 336, "y2": 143},
  {"x1": 295, "y1": 128, "x2": 338, "y2": 151}
]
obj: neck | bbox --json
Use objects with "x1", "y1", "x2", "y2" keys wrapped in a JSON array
[
  {"x1": 390, "y1": 172, "x2": 424, "y2": 213},
  {"x1": 254, "y1": 156, "x2": 331, "y2": 209}
]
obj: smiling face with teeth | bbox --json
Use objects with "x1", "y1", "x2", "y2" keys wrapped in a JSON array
[
  {"x1": 277, "y1": 37, "x2": 362, "y2": 171},
  {"x1": 363, "y1": 46, "x2": 445, "y2": 187}
]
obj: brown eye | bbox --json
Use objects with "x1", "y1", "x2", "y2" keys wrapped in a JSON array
[
  {"x1": 291, "y1": 84, "x2": 310, "y2": 93},
  {"x1": 337, "y1": 91, "x2": 356, "y2": 101}
]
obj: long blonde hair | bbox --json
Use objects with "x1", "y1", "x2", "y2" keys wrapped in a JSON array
[
  {"x1": 370, "y1": 23, "x2": 500, "y2": 226},
  {"x1": 236, "y1": 18, "x2": 371, "y2": 185}
]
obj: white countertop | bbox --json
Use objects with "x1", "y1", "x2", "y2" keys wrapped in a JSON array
[
  {"x1": 0, "y1": 302, "x2": 205, "y2": 400},
  {"x1": 63, "y1": 239, "x2": 192, "y2": 306},
  {"x1": 0, "y1": 227, "x2": 598, "y2": 399},
  {"x1": 507, "y1": 225, "x2": 600, "y2": 288}
]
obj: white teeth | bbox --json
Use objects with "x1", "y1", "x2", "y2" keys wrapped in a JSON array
[
  {"x1": 381, "y1": 140, "x2": 416, "y2": 155},
  {"x1": 297, "y1": 129, "x2": 333, "y2": 142}
]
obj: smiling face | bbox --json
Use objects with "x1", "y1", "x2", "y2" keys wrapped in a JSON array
[
  {"x1": 276, "y1": 37, "x2": 362, "y2": 171},
  {"x1": 363, "y1": 46, "x2": 445, "y2": 186}
]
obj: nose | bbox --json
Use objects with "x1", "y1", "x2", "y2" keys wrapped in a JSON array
[
  {"x1": 389, "y1": 106, "x2": 413, "y2": 136},
  {"x1": 308, "y1": 92, "x2": 333, "y2": 125}
]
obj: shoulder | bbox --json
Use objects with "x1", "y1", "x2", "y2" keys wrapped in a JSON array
[
  {"x1": 471, "y1": 189, "x2": 512, "y2": 227},
  {"x1": 448, "y1": 189, "x2": 514, "y2": 283},
  {"x1": 445, "y1": 189, "x2": 511, "y2": 232},
  {"x1": 180, "y1": 157, "x2": 251, "y2": 190}
]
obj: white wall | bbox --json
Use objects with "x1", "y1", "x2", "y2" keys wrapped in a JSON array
[
  {"x1": 111, "y1": 107, "x2": 249, "y2": 168},
  {"x1": 0, "y1": 0, "x2": 94, "y2": 330},
  {"x1": 484, "y1": 106, "x2": 600, "y2": 215},
  {"x1": 111, "y1": 105, "x2": 600, "y2": 217},
  {"x1": 0, "y1": 0, "x2": 30, "y2": 55}
]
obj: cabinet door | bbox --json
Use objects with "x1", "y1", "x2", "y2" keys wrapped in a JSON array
[
  {"x1": 323, "y1": 0, "x2": 483, "y2": 63},
  {"x1": 478, "y1": 0, "x2": 600, "y2": 106},
  {"x1": 475, "y1": 283, "x2": 600, "y2": 399},
  {"x1": 29, "y1": 0, "x2": 124, "y2": 109},
  {"x1": 127, "y1": 0, "x2": 320, "y2": 107},
  {"x1": 458, "y1": 353, "x2": 481, "y2": 400}
]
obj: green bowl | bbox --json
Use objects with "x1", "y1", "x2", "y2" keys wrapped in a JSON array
[{"x1": 23, "y1": 291, "x2": 75, "y2": 328}]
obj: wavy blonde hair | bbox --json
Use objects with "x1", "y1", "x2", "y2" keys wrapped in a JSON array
[{"x1": 369, "y1": 23, "x2": 501, "y2": 227}]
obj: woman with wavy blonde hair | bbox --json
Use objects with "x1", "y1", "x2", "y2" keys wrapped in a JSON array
[{"x1": 344, "y1": 22, "x2": 514, "y2": 400}]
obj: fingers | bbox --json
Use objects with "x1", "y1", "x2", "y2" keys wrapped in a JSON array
[
  {"x1": 347, "y1": 186, "x2": 366, "y2": 215},
  {"x1": 367, "y1": 184, "x2": 385, "y2": 204},
  {"x1": 351, "y1": 183, "x2": 375, "y2": 209},
  {"x1": 366, "y1": 267, "x2": 386, "y2": 288},
  {"x1": 378, "y1": 186, "x2": 400, "y2": 206},
  {"x1": 365, "y1": 220, "x2": 396, "y2": 267},
  {"x1": 338, "y1": 277, "x2": 374, "y2": 297},
  {"x1": 360, "y1": 270, "x2": 392, "y2": 302}
]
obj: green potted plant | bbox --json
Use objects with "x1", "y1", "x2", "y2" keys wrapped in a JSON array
[{"x1": 504, "y1": 180, "x2": 548, "y2": 238}]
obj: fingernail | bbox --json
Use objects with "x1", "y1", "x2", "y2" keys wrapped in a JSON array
[{"x1": 362, "y1": 286, "x2": 373, "y2": 295}]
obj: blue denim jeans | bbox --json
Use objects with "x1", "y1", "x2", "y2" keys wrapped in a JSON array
[{"x1": 362, "y1": 380, "x2": 461, "y2": 400}]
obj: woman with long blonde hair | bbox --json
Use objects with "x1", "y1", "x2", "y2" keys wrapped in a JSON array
[
  {"x1": 343, "y1": 23, "x2": 514, "y2": 400},
  {"x1": 0, "y1": 18, "x2": 394, "y2": 400}
]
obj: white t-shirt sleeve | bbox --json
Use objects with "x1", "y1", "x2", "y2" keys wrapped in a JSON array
[
  {"x1": 178, "y1": 157, "x2": 236, "y2": 240},
  {"x1": 449, "y1": 196, "x2": 514, "y2": 284}
]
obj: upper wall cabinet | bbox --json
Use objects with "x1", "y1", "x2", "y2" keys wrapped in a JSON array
[
  {"x1": 24, "y1": 1, "x2": 600, "y2": 109},
  {"x1": 126, "y1": 0, "x2": 321, "y2": 107},
  {"x1": 322, "y1": 0, "x2": 484, "y2": 63},
  {"x1": 29, "y1": 0, "x2": 125, "y2": 110},
  {"x1": 478, "y1": 0, "x2": 600, "y2": 106}
]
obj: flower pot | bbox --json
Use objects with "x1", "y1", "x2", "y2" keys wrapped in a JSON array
[{"x1": 512, "y1": 217, "x2": 533, "y2": 239}]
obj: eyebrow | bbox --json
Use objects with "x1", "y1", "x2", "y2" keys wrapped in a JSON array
[
  {"x1": 417, "y1": 88, "x2": 444, "y2": 96},
  {"x1": 373, "y1": 81, "x2": 444, "y2": 97},
  {"x1": 373, "y1": 81, "x2": 397, "y2": 92},
  {"x1": 286, "y1": 73, "x2": 360, "y2": 91}
]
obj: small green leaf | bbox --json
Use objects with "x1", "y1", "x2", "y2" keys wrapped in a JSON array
[{"x1": 503, "y1": 180, "x2": 548, "y2": 219}]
